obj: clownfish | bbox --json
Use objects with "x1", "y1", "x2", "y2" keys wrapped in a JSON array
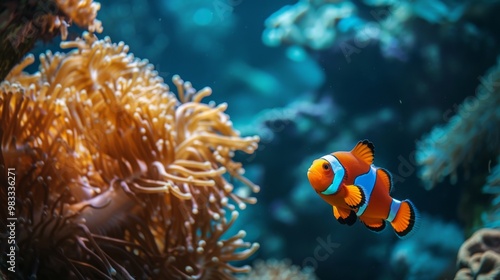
[{"x1": 307, "y1": 140, "x2": 418, "y2": 238}]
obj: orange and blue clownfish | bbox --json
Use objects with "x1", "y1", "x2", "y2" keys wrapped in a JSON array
[{"x1": 307, "y1": 140, "x2": 418, "y2": 238}]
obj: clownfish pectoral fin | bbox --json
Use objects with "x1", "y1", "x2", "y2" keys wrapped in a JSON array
[
  {"x1": 378, "y1": 168, "x2": 393, "y2": 193},
  {"x1": 334, "y1": 206, "x2": 357, "y2": 226},
  {"x1": 351, "y1": 140, "x2": 375, "y2": 165},
  {"x1": 360, "y1": 217, "x2": 386, "y2": 233},
  {"x1": 343, "y1": 184, "x2": 366, "y2": 209},
  {"x1": 390, "y1": 200, "x2": 419, "y2": 238}
]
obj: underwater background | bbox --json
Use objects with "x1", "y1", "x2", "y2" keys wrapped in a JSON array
[{"x1": 1, "y1": 0, "x2": 500, "y2": 279}]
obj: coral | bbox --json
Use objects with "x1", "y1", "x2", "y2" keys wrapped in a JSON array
[
  {"x1": 263, "y1": 0, "x2": 500, "y2": 61},
  {"x1": 0, "y1": 0, "x2": 102, "y2": 80},
  {"x1": 363, "y1": 0, "x2": 469, "y2": 60},
  {"x1": 416, "y1": 57, "x2": 500, "y2": 228},
  {"x1": 238, "y1": 95, "x2": 337, "y2": 144},
  {"x1": 455, "y1": 228, "x2": 500, "y2": 280},
  {"x1": 416, "y1": 56, "x2": 500, "y2": 189},
  {"x1": 0, "y1": 33, "x2": 259, "y2": 279},
  {"x1": 237, "y1": 259, "x2": 318, "y2": 280},
  {"x1": 262, "y1": 0, "x2": 359, "y2": 50}
]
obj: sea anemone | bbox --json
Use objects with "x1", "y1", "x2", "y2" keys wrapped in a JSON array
[{"x1": 0, "y1": 32, "x2": 260, "y2": 279}]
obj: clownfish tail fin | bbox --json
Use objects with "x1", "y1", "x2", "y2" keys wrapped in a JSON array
[
  {"x1": 389, "y1": 199, "x2": 419, "y2": 239},
  {"x1": 344, "y1": 184, "x2": 366, "y2": 209}
]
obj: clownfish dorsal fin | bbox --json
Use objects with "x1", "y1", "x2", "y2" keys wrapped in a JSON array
[{"x1": 351, "y1": 140, "x2": 375, "y2": 165}]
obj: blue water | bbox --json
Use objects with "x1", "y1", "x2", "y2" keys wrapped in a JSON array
[{"x1": 24, "y1": 0, "x2": 500, "y2": 279}]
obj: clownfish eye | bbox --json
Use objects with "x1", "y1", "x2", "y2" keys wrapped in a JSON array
[{"x1": 322, "y1": 163, "x2": 330, "y2": 170}]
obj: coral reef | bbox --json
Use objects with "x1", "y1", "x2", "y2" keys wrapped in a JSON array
[
  {"x1": 237, "y1": 259, "x2": 318, "y2": 280},
  {"x1": 455, "y1": 228, "x2": 500, "y2": 280},
  {"x1": 416, "y1": 56, "x2": 500, "y2": 228},
  {"x1": 416, "y1": 56, "x2": 500, "y2": 188},
  {"x1": 0, "y1": 0, "x2": 102, "y2": 80},
  {"x1": 262, "y1": 0, "x2": 359, "y2": 50},
  {"x1": 263, "y1": 0, "x2": 500, "y2": 61},
  {"x1": 0, "y1": 33, "x2": 259, "y2": 279}
]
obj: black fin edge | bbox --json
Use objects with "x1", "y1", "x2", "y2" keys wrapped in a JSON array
[
  {"x1": 364, "y1": 221, "x2": 386, "y2": 233},
  {"x1": 379, "y1": 168, "x2": 393, "y2": 193},
  {"x1": 395, "y1": 200, "x2": 417, "y2": 238},
  {"x1": 360, "y1": 139, "x2": 375, "y2": 157},
  {"x1": 346, "y1": 185, "x2": 366, "y2": 209},
  {"x1": 338, "y1": 210, "x2": 357, "y2": 226}
]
